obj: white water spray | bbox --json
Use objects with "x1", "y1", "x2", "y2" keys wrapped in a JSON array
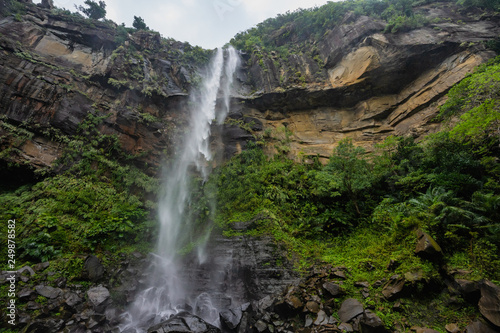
[{"x1": 119, "y1": 47, "x2": 240, "y2": 332}]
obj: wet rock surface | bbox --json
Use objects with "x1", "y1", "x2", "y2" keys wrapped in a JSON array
[{"x1": 147, "y1": 312, "x2": 221, "y2": 333}]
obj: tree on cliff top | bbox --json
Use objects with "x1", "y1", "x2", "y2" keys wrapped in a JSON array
[
  {"x1": 76, "y1": 0, "x2": 106, "y2": 20},
  {"x1": 133, "y1": 16, "x2": 149, "y2": 30}
]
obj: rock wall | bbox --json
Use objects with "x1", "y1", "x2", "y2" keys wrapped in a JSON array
[
  {"x1": 0, "y1": 3, "x2": 200, "y2": 176},
  {"x1": 229, "y1": 3, "x2": 500, "y2": 159}
]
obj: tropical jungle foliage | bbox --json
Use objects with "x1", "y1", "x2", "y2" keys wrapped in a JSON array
[{"x1": 196, "y1": 57, "x2": 500, "y2": 285}]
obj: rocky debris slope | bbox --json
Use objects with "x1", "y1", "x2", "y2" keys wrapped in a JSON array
[
  {"x1": 218, "y1": 266, "x2": 500, "y2": 333},
  {"x1": 0, "y1": 231, "x2": 299, "y2": 332},
  {"x1": 231, "y1": 2, "x2": 500, "y2": 159}
]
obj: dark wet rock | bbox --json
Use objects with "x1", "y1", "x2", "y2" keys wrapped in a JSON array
[
  {"x1": 18, "y1": 287, "x2": 36, "y2": 301},
  {"x1": 415, "y1": 230, "x2": 442, "y2": 259},
  {"x1": 220, "y1": 306, "x2": 243, "y2": 330},
  {"x1": 273, "y1": 293, "x2": 303, "y2": 316},
  {"x1": 83, "y1": 255, "x2": 105, "y2": 282},
  {"x1": 26, "y1": 301, "x2": 42, "y2": 310},
  {"x1": 355, "y1": 281, "x2": 370, "y2": 288},
  {"x1": 258, "y1": 295, "x2": 274, "y2": 311},
  {"x1": 381, "y1": 276, "x2": 405, "y2": 300},
  {"x1": 361, "y1": 310, "x2": 386, "y2": 333},
  {"x1": 314, "y1": 310, "x2": 329, "y2": 326},
  {"x1": 479, "y1": 280, "x2": 500, "y2": 328},
  {"x1": 87, "y1": 286, "x2": 110, "y2": 312},
  {"x1": 64, "y1": 291, "x2": 83, "y2": 308},
  {"x1": 332, "y1": 269, "x2": 348, "y2": 280},
  {"x1": 255, "y1": 320, "x2": 268, "y2": 332},
  {"x1": 35, "y1": 285, "x2": 62, "y2": 299},
  {"x1": 338, "y1": 298, "x2": 364, "y2": 323},
  {"x1": 455, "y1": 279, "x2": 481, "y2": 304},
  {"x1": 323, "y1": 282, "x2": 345, "y2": 298},
  {"x1": 148, "y1": 312, "x2": 220, "y2": 333},
  {"x1": 18, "y1": 312, "x2": 31, "y2": 326},
  {"x1": 237, "y1": 312, "x2": 250, "y2": 333},
  {"x1": 338, "y1": 322, "x2": 354, "y2": 332},
  {"x1": 32, "y1": 262, "x2": 50, "y2": 272}
]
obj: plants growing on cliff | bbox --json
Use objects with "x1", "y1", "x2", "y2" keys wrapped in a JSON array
[
  {"x1": 76, "y1": 0, "x2": 107, "y2": 20},
  {"x1": 133, "y1": 16, "x2": 149, "y2": 30}
]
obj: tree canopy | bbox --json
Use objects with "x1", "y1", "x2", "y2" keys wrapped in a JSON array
[
  {"x1": 76, "y1": 0, "x2": 106, "y2": 20},
  {"x1": 133, "y1": 16, "x2": 149, "y2": 30}
]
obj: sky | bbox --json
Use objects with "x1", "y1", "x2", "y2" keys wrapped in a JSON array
[{"x1": 32, "y1": 0, "x2": 331, "y2": 49}]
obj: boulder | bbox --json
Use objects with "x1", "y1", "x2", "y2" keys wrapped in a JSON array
[
  {"x1": 147, "y1": 312, "x2": 220, "y2": 333},
  {"x1": 255, "y1": 320, "x2": 268, "y2": 332},
  {"x1": 273, "y1": 294, "x2": 303, "y2": 316},
  {"x1": 305, "y1": 315, "x2": 313, "y2": 327},
  {"x1": 87, "y1": 286, "x2": 110, "y2": 311},
  {"x1": 415, "y1": 230, "x2": 442, "y2": 259},
  {"x1": 35, "y1": 285, "x2": 62, "y2": 299},
  {"x1": 361, "y1": 310, "x2": 386, "y2": 333},
  {"x1": 32, "y1": 262, "x2": 50, "y2": 272},
  {"x1": 455, "y1": 279, "x2": 481, "y2": 304},
  {"x1": 64, "y1": 291, "x2": 83, "y2": 308},
  {"x1": 18, "y1": 266, "x2": 35, "y2": 277},
  {"x1": 83, "y1": 255, "x2": 105, "y2": 282},
  {"x1": 338, "y1": 322, "x2": 354, "y2": 332},
  {"x1": 381, "y1": 276, "x2": 405, "y2": 300},
  {"x1": 18, "y1": 288, "x2": 36, "y2": 301},
  {"x1": 464, "y1": 320, "x2": 499, "y2": 333},
  {"x1": 323, "y1": 282, "x2": 345, "y2": 298},
  {"x1": 479, "y1": 280, "x2": 500, "y2": 328},
  {"x1": 314, "y1": 310, "x2": 329, "y2": 326},
  {"x1": 220, "y1": 307, "x2": 243, "y2": 330},
  {"x1": 338, "y1": 298, "x2": 364, "y2": 323}
]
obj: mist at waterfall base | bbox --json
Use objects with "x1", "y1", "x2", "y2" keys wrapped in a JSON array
[{"x1": 119, "y1": 47, "x2": 240, "y2": 332}]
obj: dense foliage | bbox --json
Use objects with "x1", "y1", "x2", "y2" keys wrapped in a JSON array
[
  {"x1": 0, "y1": 109, "x2": 157, "y2": 264},
  {"x1": 76, "y1": 0, "x2": 107, "y2": 20},
  {"x1": 133, "y1": 15, "x2": 149, "y2": 30}
]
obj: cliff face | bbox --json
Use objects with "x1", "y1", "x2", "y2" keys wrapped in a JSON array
[
  {"x1": 0, "y1": 2, "x2": 204, "y2": 177},
  {"x1": 1, "y1": 2, "x2": 499, "y2": 172},
  {"x1": 233, "y1": 3, "x2": 500, "y2": 158}
]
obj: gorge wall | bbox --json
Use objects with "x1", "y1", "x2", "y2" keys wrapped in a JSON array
[
  {"x1": 1, "y1": 2, "x2": 500, "y2": 173},
  {"x1": 229, "y1": 3, "x2": 500, "y2": 158}
]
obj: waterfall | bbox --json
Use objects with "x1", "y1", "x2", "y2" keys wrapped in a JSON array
[{"x1": 119, "y1": 47, "x2": 240, "y2": 333}]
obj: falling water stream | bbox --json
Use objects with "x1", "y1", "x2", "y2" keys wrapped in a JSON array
[{"x1": 119, "y1": 47, "x2": 240, "y2": 332}]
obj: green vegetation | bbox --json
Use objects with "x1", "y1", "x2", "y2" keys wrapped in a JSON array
[
  {"x1": 0, "y1": 0, "x2": 26, "y2": 18},
  {"x1": 195, "y1": 57, "x2": 500, "y2": 288},
  {"x1": 133, "y1": 15, "x2": 149, "y2": 30},
  {"x1": 0, "y1": 109, "x2": 157, "y2": 266},
  {"x1": 76, "y1": 0, "x2": 107, "y2": 20}
]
